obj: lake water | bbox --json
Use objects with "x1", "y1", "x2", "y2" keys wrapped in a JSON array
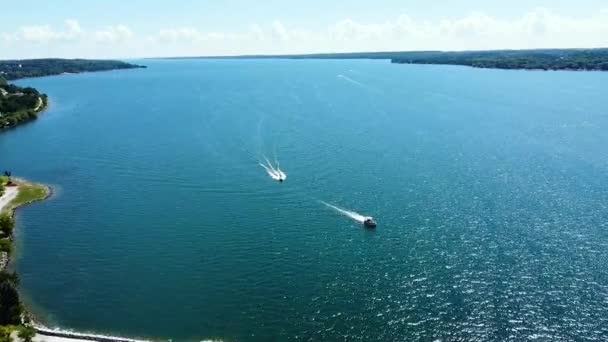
[{"x1": 2, "y1": 59, "x2": 608, "y2": 341}]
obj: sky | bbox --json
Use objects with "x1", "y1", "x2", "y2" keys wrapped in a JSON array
[{"x1": 1, "y1": 0, "x2": 608, "y2": 59}]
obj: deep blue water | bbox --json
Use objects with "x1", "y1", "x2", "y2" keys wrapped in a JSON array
[{"x1": 2, "y1": 59, "x2": 608, "y2": 341}]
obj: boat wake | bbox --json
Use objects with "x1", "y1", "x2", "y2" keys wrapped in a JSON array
[
  {"x1": 320, "y1": 201, "x2": 369, "y2": 223},
  {"x1": 337, "y1": 74, "x2": 365, "y2": 87},
  {"x1": 259, "y1": 156, "x2": 287, "y2": 182}
]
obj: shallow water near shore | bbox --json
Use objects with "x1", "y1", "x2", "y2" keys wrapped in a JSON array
[{"x1": 2, "y1": 59, "x2": 608, "y2": 341}]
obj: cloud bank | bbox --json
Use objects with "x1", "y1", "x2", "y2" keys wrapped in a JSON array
[{"x1": 1, "y1": 9, "x2": 607, "y2": 59}]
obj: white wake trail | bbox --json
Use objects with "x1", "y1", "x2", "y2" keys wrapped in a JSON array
[
  {"x1": 260, "y1": 155, "x2": 287, "y2": 181},
  {"x1": 264, "y1": 156, "x2": 277, "y2": 173},
  {"x1": 277, "y1": 168, "x2": 287, "y2": 180},
  {"x1": 320, "y1": 201, "x2": 369, "y2": 223},
  {"x1": 274, "y1": 157, "x2": 287, "y2": 180},
  {"x1": 259, "y1": 163, "x2": 281, "y2": 180},
  {"x1": 337, "y1": 74, "x2": 365, "y2": 87}
]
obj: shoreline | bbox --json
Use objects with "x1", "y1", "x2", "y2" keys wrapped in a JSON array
[
  {"x1": 0, "y1": 178, "x2": 51, "y2": 218},
  {"x1": 32, "y1": 324, "x2": 149, "y2": 342},
  {"x1": 1, "y1": 62, "x2": 157, "y2": 341},
  {"x1": 1, "y1": 180, "x2": 153, "y2": 342},
  {"x1": 0, "y1": 68, "x2": 155, "y2": 340}
]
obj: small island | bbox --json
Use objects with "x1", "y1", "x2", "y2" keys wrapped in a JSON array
[{"x1": 0, "y1": 59, "x2": 145, "y2": 131}]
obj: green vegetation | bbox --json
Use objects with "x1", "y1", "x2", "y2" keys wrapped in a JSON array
[
  {"x1": 184, "y1": 48, "x2": 608, "y2": 71},
  {"x1": 0, "y1": 326, "x2": 16, "y2": 342},
  {"x1": 2, "y1": 173, "x2": 11, "y2": 186},
  {"x1": 0, "y1": 270, "x2": 22, "y2": 325},
  {"x1": 0, "y1": 240, "x2": 10, "y2": 255},
  {"x1": 0, "y1": 58, "x2": 145, "y2": 80},
  {"x1": 18, "y1": 325, "x2": 35, "y2": 342},
  {"x1": 9, "y1": 182, "x2": 49, "y2": 211},
  {"x1": 390, "y1": 49, "x2": 608, "y2": 71},
  {"x1": 0, "y1": 82, "x2": 47, "y2": 130},
  {"x1": 0, "y1": 58, "x2": 145, "y2": 131},
  {"x1": 0, "y1": 215, "x2": 14, "y2": 237},
  {"x1": 0, "y1": 176, "x2": 49, "y2": 333}
]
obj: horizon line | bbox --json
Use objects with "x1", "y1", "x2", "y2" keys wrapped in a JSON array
[{"x1": 2, "y1": 47, "x2": 608, "y2": 61}]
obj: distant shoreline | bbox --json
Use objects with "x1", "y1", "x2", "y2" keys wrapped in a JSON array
[
  {"x1": 147, "y1": 47, "x2": 608, "y2": 72},
  {"x1": 0, "y1": 59, "x2": 145, "y2": 81},
  {"x1": 1, "y1": 59, "x2": 144, "y2": 131}
]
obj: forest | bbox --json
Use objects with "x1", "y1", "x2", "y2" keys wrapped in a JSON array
[
  {"x1": 390, "y1": 49, "x2": 608, "y2": 71},
  {"x1": 0, "y1": 78, "x2": 46, "y2": 129},
  {"x1": 179, "y1": 48, "x2": 608, "y2": 71},
  {"x1": 0, "y1": 58, "x2": 145, "y2": 80}
]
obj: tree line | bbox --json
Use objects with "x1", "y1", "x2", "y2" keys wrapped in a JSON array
[
  {"x1": 390, "y1": 49, "x2": 608, "y2": 71},
  {"x1": 186, "y1": 48, "x2": 608, "y2": 72},
  {"x1": 0, "y1": 82, "x2": 46, "y2": 130},
  {"x1": 0, "y1": 182, "x2": 36, "y2": 341},
  {"x1": 0, "y1": 58, "x2": 145, "y2": 81}
]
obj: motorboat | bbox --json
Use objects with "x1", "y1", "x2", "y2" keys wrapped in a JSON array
[{"x1": 363, "y1": 217, "x2": 377, "y2": 228}]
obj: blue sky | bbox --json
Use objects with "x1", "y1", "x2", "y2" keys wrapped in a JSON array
[{"x1": 1, "y1": 0, "x2": 607, "y2": 58}]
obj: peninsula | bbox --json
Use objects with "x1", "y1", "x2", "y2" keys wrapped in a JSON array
[
  {"x1": 0, "y1": 59, "x2": 145, "y2": 81},
  {"x1": 0, "y1": 59, "x2": 145, "y2": 130},
  {"x1": 0, "y1": 78, "x2": 47, "y2": 129}
]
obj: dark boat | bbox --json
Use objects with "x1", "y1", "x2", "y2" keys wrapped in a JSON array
[{"x1": 363, "y1": 217, "x2": 377, "y2": 228}]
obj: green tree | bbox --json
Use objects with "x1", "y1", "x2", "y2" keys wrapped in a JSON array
[
  {"x1": 0, "y1": 215, "x2": 14, "y2": 236},
  {"x1": 0, "y1": 239, "x2": 11, "y2": 254},
  {"x1": 3, "y1": 171, "x2": 11, "y2": 185},
  {"x1": 0, "y1": 327, "x2": 12, "y2": 342},
  {"x1": 18, "y1": 326, "x2": 36, "y2": 342},
  {"x1": 0, "y1": 271, "x2": 18, "y2": 286},
  {"x1": 0, "y1": 280, "x2": 22, "y2": 325}
]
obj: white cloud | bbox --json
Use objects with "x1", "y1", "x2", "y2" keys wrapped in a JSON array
[
  {"x1": 152, "y1": 28, "x2": 225, "y2": 43},
  {"x1": 8, "y1": 19, "x2": 83, "y2": 43},
  {"x1": 249, "y1": 24, "x2": 265, "y2": 41},
  {"x1": 65, "y1": 19, "x2": 83, "y2": 36},
  {"x1": 318, "y1": 8, "x2": 608, "y2": 52},
  {"x1": 2, "y1": 8, "x2": 608, "y2": 59},
  {"x1": 95, "y1": 25, "x2": 134, "y2": 43},
  {"x1": 271, "y1": 21, "x2": 289, "y2": 41},
  {"x1": 1, "y1": 33, "x2": 11, "y2": 43}
]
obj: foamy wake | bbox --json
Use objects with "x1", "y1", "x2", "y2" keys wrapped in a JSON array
[
  {"x1": 32, "y1": 323, "x2": 150, "y2": 342},
  {"x1": 320, "y1": 201, "x2": 370, "y2": 223},
  {"x1": 337, "y1": 74, "x2": 365, "y2": 87},
  {"x1": 259, "y1": 156, "x2": 286, "y2": 181}
]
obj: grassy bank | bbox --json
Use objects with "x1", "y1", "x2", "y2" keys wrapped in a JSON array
[
  {"x1": 0, "y1": 176, "x2": 50, "y2": 216},
  {"x1": 0, "y1": 176, "x2": 50, "y2": 338}
]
